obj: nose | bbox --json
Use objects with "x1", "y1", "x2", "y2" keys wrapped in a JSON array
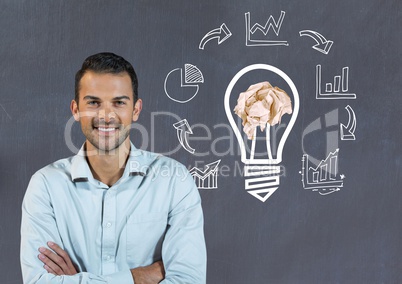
[{"x1": 98, "y1": 105, "x2": 116, "y2": 123}]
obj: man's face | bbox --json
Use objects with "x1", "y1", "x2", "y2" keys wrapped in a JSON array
[{"x1": 71, "y1": 71, "x2": 142, "y2": 152}]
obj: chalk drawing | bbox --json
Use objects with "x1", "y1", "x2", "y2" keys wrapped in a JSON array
[
  {"x1": 199, "y1": 23, "x2": 232, "y2": 50},
  {"x1": 316, "y1": 65, "x2": 356, "y2": 99},
  {"x1": 190, "y1": 160, "x2": 221, "y2": 189},
  {"x1": 340, "y1": 105, "x2": 357, "y2": 140},
  {"x1": 300, "y1": 149, "x2": 345, "y2": 195},
  {"x1": 299, "y1": 30, "x2": 333, "y2": 54},
  {"x1": 245, "y1": 11, "x2": 288, "y2": 47},
  {"x1": 173, "y1": 119, "x2": 195, "y2": 154},
  {"x1": 164, "y1": 64, "x2": 204, "y2": 103},
  {"x1": 224, "y1": 64, "x2": 299, "y2": 202}
]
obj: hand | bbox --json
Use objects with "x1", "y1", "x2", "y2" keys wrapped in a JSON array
[
  {"x1": 130, "y1": 260, "x2": 165, "y2": 284},
  {"x1": 38, "y1": 241, "x2": 78, "y2": 276}
]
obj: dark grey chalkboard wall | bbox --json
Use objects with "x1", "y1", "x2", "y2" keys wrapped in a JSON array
[{"x1": 1, "y1": 1, "x2": 401, "y2": 283}]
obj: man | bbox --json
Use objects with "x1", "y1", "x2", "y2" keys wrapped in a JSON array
[{"x1": 20, "y1": 52, "x2": 207, "y2": 283}]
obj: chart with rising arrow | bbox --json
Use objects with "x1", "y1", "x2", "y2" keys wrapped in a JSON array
[
  {"x1": 199, "y1": 23, "x2": 232, "y2": 50},
  {"x1": 173, "y1": 119, "x2": 195, "y2": 154},
  {"x1": 299, "y1": 149, "x2": 345, "y2": 196},
  {"x1": 190, "y1": 160, "x2": 221, "y2": 189},
  {"x1": 299, "y1": 30, "x2": 333, "y2": 54}
]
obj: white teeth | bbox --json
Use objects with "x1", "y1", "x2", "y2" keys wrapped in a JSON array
[{"x1": 98, "y1": 127, "x2": 115, "y2": 132}]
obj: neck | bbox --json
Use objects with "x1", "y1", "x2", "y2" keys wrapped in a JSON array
[{"x1": 85, "y1": 139, "x2": 131, "y2": 187}]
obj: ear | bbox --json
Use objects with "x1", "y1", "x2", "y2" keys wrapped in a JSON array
[
  {"x1": 132, "y1": 99, "x2": 142, "y2": 122},
  {"x1": 70, "y1": 100, "x2": 80, "y2": 121}
]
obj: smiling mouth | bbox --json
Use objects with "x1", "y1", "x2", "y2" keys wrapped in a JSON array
[
  {"x1": 98, "y1": 127, "x2": 116, "y2": 132},
  {"x1": 94, "y1": 126, "x2": 119, "y2": 135}
]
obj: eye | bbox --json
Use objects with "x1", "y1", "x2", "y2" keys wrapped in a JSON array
[
  {"x1": 87, "y1": 101, "x2": 100, "y2": 106},
  {"x1": 115, "y1": 101, "x2": 126, "y2": 106}
]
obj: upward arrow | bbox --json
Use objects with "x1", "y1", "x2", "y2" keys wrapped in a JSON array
[
  {"x1": 173, "y1": 119, "x2": 195, "y2": 154},
  {"x1": 190, "y1": 160, "x2": 221, "y2": 176},
  {"x1": 199, "y1": 23, "x2": 232, "y2": 50}
]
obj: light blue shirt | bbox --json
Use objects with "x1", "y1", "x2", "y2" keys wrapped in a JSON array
[{"x1": 20, "y1": 143, "x2": 206, "y2": 284}]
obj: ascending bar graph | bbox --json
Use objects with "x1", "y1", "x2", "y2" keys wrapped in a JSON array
[{"x1": 316, "y1": 64, "x2": 356, "y2": 99}]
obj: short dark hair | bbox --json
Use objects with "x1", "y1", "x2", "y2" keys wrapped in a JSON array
[{"x1": 74, "y1": 52, "x2": 138, "y2": 104}]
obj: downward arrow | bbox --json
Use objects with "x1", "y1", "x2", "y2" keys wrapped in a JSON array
[
  {"x1": 340, "y1": 105, "x2": 356, "y2": 140},
  {"x1": 299, "y1": 30, "x2": 333, "y2": 54}
]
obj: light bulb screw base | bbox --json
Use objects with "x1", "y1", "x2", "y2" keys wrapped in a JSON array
[{"x1": 244, "y1": 165, "x2": 281, "y2": 202}]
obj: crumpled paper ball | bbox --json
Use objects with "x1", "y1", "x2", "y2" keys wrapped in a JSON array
[{"x1": 234, "y1": 81, "x2": 292, "y2": 140}]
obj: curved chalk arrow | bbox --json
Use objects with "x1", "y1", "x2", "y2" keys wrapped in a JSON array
[
  {"x1": 173, "y1": 119, "x2": 195, "y2": 154},
  {"x1": 340, "y1": 105, "x2": 356, "y2": 140},
  {"x1": 199, "y1": 23, "x2": 232, "y2": 50},
  {"x1": 299, "y1": 30, "x2": 333, "y2": 54}
]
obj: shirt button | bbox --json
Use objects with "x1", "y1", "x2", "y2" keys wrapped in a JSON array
[{"x1": 106, "y1": 222, "x2": 112, "y2": 228}]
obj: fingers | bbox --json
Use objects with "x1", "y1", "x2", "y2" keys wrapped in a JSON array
[
  {"x1": 38, "y1": 251, "x2": 64, "y2": 275},
  {"x1": 43, "y1": 264, "x2": 58, "y2": 275},
  {"x1": 47, "y1": 242, "x2": 76, "y2": 272},
  {"x1": 38, "y1": 242, "x2": 77, "y2": 275}
]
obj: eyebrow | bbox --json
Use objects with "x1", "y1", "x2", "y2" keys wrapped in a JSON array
[
  {"x1": 112, "y1": 96, "x2": 131, "y2": 101},
  {"x1": 83, "y1": 95, "x2": 131, "y2": 101}
]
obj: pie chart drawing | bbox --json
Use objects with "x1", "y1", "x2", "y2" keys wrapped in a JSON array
[{"x1": 164, "y1": 64, "x2": 204, "y2": 103}]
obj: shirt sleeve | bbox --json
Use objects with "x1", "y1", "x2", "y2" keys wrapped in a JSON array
[
  {"x1": 160, "y1": 165, "x2": 207, "y2": 284},
  {"x1": 20, "y1": 172, "x2": 134, "y2": 284}
]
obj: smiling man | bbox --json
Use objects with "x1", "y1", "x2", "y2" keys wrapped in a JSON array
[{"x1": 20, "y1": 52, "x2": 207, "y2": 284}]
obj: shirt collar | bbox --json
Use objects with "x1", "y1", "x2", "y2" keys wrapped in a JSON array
[{"x1": 71, "y1": 142, "x2": 152, "y2": 182}]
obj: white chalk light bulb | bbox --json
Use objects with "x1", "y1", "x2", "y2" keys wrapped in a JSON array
[{"x1": 224, "y1": 64, "x2": 300, "y2": 202}]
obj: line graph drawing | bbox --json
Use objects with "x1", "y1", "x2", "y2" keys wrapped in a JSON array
[
  {"x1": 199, "y1": 23, "x2": 232, "y2": 50},
  {"x1": 173, "y1": 119, "x2": 195, "y2": 153},
  {"x1": 164, "y1": 64, "x2": 204, "y2": 103},
  {"x1": 245, "y1": 11, "x2": 289, "y2": 46},
  {"x1": 299, "y1": 30, "x2": 333, "y2": 54},
  {"x1": 316, "y1": 65, "x2": 356, "y2": 99},
  {"x1": 300, "y1": 149, "x2": 345, "y2": 195},
  {"x1": 340, "y1": 105, "x2": 357, "y2": 140},
  {"x1": 190, "y1": 160, "x2": 221, "y2": 189}
]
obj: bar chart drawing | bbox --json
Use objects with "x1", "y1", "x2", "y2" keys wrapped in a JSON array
[
  {"x1": 190, "y1": 160, "x2": 221, "y2": 189},
  {"x1": 300, "y1": 149, "x2": 345, "y2": 195},
  {"x1": 245, "y1": 11, "x2": 289, "y2": 47},
  {"x1": 316, "y1": 65, "x2": 356, "y2": 99}
]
